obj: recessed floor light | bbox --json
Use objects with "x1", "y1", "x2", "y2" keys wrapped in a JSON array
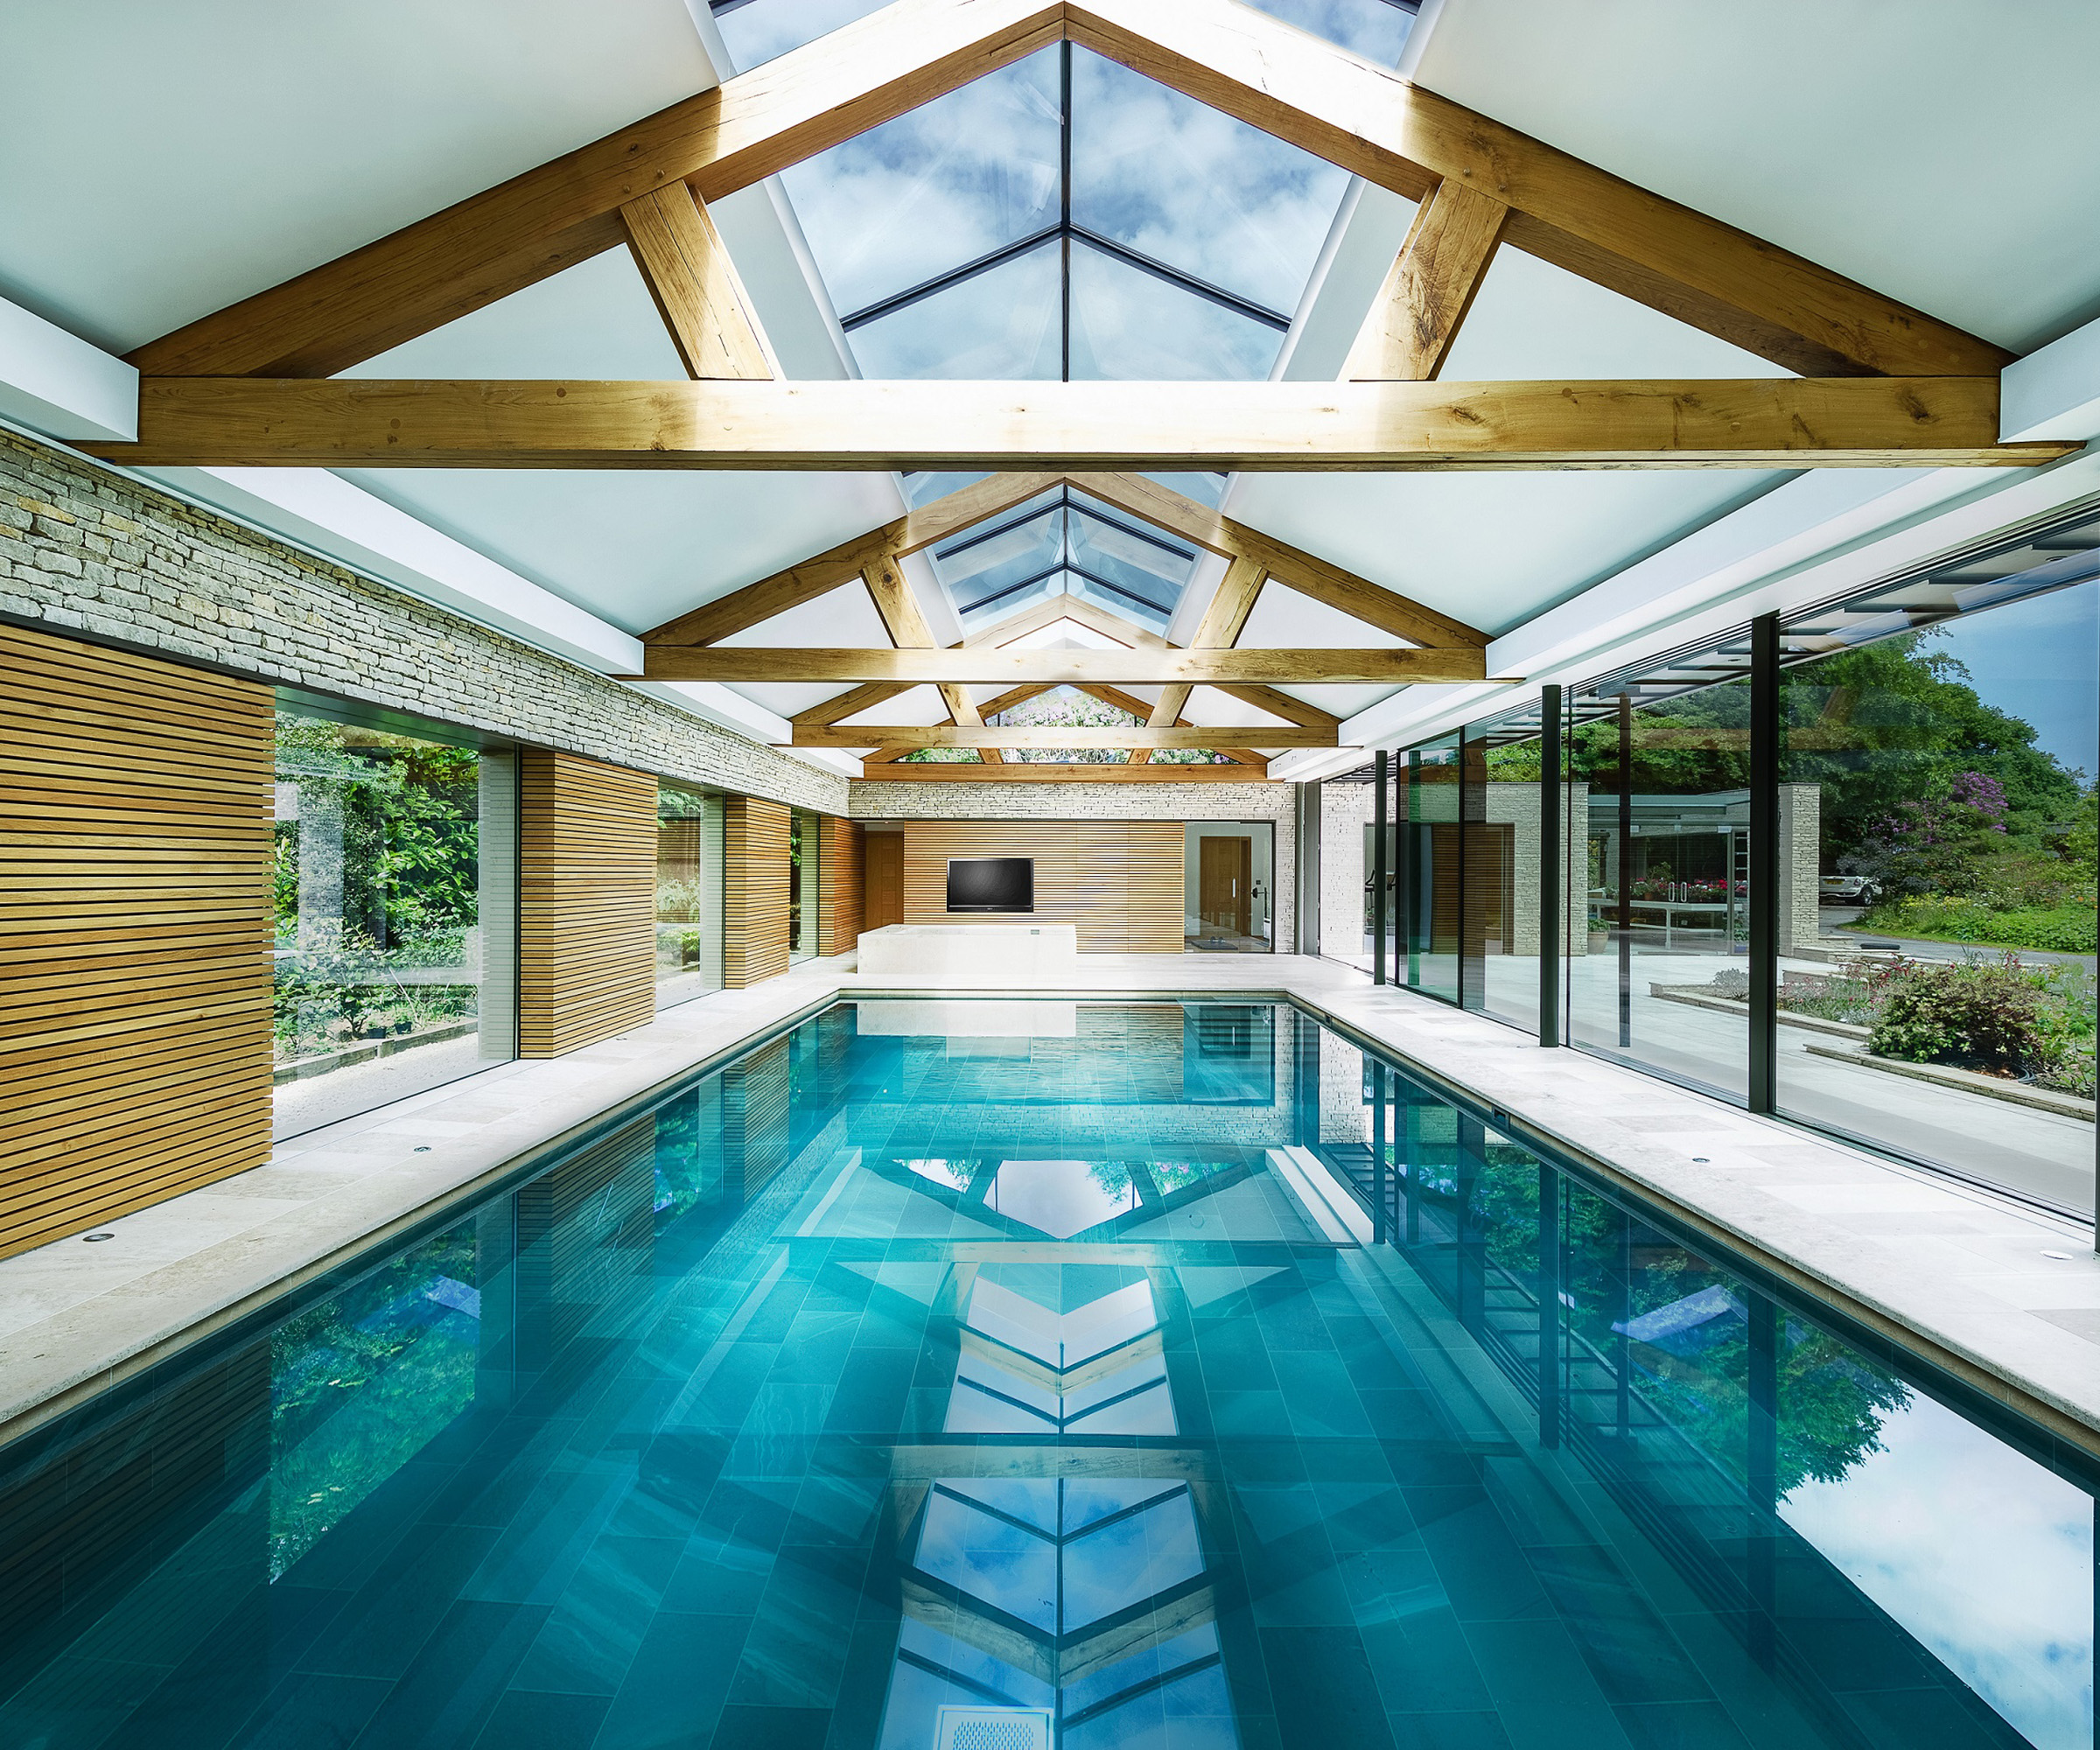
[
  {"x1": 414, "y1": 1146, "x2": 430, "y2": 1152},
  {"x1": 82, "y1": 1232, "x2": 115, "y2": 1242},
  {"x1": 2041, "y1": 1250, "x2": 2076, "y2": 1261},
  {"x1": 1692, "y1": 1157, "x2": 1710, "y2": 1163}
]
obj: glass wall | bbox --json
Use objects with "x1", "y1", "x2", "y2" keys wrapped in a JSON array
[
  {"x1": 1396, "y1": 736, "x2": 1462, "y2": 1001},
  {"x1": 1328, "y1": 500, "x2": 2099, "y2": 1219},
  {"x1": 788, "y1": 808, "x2": 822, "y2": 962},
  {"x1": 1184, "y1": 820, "x2": 1274, "y2": 950},
  {"x1": 655, "y1": 781, "x2": 724, "y2": 1007},
  {"x1": 271, "y1": 699, "x2": 516, "y2": 1138},
  {"x1": 1464, "y1": 709, "x2": 1563, "y2": 1036},
  {"x1": 1566, "y1": 672, "x2": 1754, "y2": 1102},
  {"x1": 1774, "y1": 556, "x2": 2099, "y2": 1213}
]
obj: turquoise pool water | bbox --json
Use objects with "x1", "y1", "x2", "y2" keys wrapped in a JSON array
[{"x1": 1, "y1": 998, "x2": 2093, "y2": 1750}]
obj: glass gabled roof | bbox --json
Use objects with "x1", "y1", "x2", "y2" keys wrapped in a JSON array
[
  {"x1": 928, "y1": 483, "x2": 1203, "y2": 632},
  {"x1": 708, "y1": 5, "x2": 1394, "y2": 381},
  {"x1": 712, "y1": 0, "x2": 1418, "y2": 72}
]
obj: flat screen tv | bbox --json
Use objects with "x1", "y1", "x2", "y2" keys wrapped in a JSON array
[{"x1": 947, "y1": 857, "x2": 1034, "y2": 914}]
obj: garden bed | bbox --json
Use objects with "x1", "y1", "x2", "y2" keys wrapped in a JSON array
[
  {"x1": 1648, "y1": 984, "x2": 1867, "y2": 1041},
  {"x1": 1801, "y1": 1041, "x2": 2096, "y2": 1121},
  {"x1": 272, "y1": 1018, "x2": 480, "y2": 1085}
]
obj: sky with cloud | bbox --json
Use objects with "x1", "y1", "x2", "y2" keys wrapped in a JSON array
[
  {"x1": 712, "y1": 2, "x2": 1410, "y2": 382},
  {"x1": 1781, "y1": 1389, "x2": 2092, "y2": 1750}
]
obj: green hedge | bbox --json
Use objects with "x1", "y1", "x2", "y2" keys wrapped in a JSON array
[{"x1": 1855, "y1": 899, "x2": 2097, "y2": 955}]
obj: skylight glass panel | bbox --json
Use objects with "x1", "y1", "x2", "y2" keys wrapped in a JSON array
[
  {"x1": 846, "y1": 241, "x2": 1062, "y2": 379},
  {"x1": 1070, "y1": 575, "x2": 1171, "y2": 633},
  {"x1": 958, "y1": 572, "x2": 1060, "y2": 626},
  {"x1": 936, "y1": 504, "x2": 1066, "y2": 611},
  {"x1": 777, "y1": 55, "x2": 1060, "y2": 317},
  {"x1": 727, "y1": 20, "x2": 1365, "y2": 379},
  {"x1": 1068, "y1": 508, "x2": 1194, "y2": 611},
  {"x1": 1070, "y1": 52, "x2": 1350, "y2": 318},
  {"x1": 1068, "y1": 244, "x2": 1282, "y2": 380},
  {"x1": 1241, "y1": 0, "x2": 1418, "y2": 63},
  {"x1": 710, "y1": 0, "x2": 888, "y2": 72}
]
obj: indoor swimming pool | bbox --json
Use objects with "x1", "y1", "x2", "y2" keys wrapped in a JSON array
[{"x1": 0, "y1": 998, "x2": 2093, "y2": 1750}]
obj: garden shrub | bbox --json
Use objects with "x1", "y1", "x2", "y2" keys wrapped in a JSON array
[
  {"x1": 1877, "y1": 895, "x2": 2096, "y2": 955},
  {"x1": 1866, "y1": 957, "x2": 2046, "y2": 1075}
]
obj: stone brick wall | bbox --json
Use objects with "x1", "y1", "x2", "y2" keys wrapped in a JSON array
[
  {"x1": 0, "y1": 431, "x2": 847, "y2": 813},
  {"x1": 849, "y1": 778, "x2": 1296, "y2": 951}
]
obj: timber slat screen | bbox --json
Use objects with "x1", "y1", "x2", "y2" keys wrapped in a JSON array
[
  {"x1": 899, "y1": 820, "x2": 1184, "y2": 951},
  {"x1": 518, "y1": 749, "x2": 657, "y2": 1055},
  {"x1": 0, "y1": 624, "x2": 272, "y2": 1260},
  {"x1": 724, "y1": 796, "x2": 792, "y2": 987},
  {"x1": 817, "y1": 816, "x2": 864, "y2": 956}
]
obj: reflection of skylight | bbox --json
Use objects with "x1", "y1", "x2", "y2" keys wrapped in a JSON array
[
  {"x1": 709, "y1": 24, "x2": 1362, "y2": 381},
  {"x1": 930, "y1": 485, "x2": 1200, "y2": 630}
]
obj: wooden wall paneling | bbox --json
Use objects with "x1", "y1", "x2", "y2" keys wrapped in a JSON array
[
  {"x1": 724, "y1": 795, "x2": 792, "y2": 987},
  {"x1": 0, "y1": 623, "x2": 273, "y2": 1260},
  {"x1": 818, "y1": 816, "x2": 864, "y2": 955},
  {"x1": 518, "y1": 749, "x2": 658, "y2": 1056},
  {"x1": 897, "y1": 820, "x2": 1184, "y2": 953}
]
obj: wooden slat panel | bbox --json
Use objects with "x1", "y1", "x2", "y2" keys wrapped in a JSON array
[
  {"x1": 724, "y1": 796, "x2": 791, "y2": 988},
  {"x1": 0, "y1": 623, "x2": 271, "y2": 1261},
  {"x1": 518, "y1": 749, "x2": 657, "y2": 1056},
  {"x1": 817, "y1": 817, "x2": 864, "y2": 956},
  {"x1": 897, "y1": 820, "x2": 1183, "y2": 953}
]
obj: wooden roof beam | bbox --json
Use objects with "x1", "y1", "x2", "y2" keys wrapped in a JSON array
[
  {"x1": 1342, "y1": 178, "x2": 1508, "y2": 382},
  {"x1": 639, "y1": 647, "x2": 1491, "y2": 683},
  {"x1": 857, "y1": 764, "x2": 1268, "y2": 784},
  {"x1": 123, "y1": 0, "x2": 2007, "y2": 385},
  {"x1": 643, "y1": 471, "x2": 1058, "y2": 645},
  {"x1": 129, "y1": 0, "x2": 1065, "y2": 378},
  {"x1": 92, "y1": 376, "x2": 2054, "y2": 471},
  {"x1": 620, "y1": 184, "x2": 778, "y2": 380},
  {"x1": 795, "y1": 724, "x2": 1336, "y2": 749},
  {"x1": 1066, "y1": 0, "x2": 2009, "y2": 377}
]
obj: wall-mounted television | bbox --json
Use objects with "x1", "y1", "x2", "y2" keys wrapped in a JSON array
[{"x1": 947, "y1": 857, "x2": 1034, "y2": 914}]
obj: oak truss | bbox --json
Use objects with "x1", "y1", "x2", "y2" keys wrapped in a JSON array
[
  {"x1": 79, "y1": 0, "x2": 2068, "y2": 777},
  {"x1": 634, "y1": 467, "x2": 1479, "y2": 776}
]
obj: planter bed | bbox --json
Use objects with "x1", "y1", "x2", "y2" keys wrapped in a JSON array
[
  {"x1": 1649, "y1": 984, "x2": 2092, "y2": 1116},
  {"x1": 272, "y1": 1018, "x2": 479, "y2": 1085}
]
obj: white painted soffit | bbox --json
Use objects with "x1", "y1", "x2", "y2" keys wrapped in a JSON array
[
  {"x1": 144, "y1": 465, "x2": 644, "y2": 675},
  {"x1": 1269, "y1": 463, "x2": 2084, "y2": 778},
  {"x1": 0, "y1": 295, "x2": 136, "y2": 442}
]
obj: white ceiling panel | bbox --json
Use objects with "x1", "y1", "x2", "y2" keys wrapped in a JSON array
[
  {"x1": 1411, "y1": 0, "x2": 2100, "y2": 353},
  {"x1": 1228, "y1": 468, "x2": 1785, "y2": 641},
  {"x1": 0, "y1": 0, "x2": 714, "y2": 352}
]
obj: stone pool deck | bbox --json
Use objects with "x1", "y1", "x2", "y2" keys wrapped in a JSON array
[{"x1": 3, "y1": 953, "x2": 2096, "y2": 1457}]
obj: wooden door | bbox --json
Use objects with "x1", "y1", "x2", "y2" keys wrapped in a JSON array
[
  {"x1": 864, "y1": 831, "x2": 904, "y2": 930},
  {"x1": 1199, "y1": 836, "x2": 1252, "y2": 936}
]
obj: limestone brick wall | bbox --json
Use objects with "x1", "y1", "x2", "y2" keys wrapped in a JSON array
[
  {"x1": 1320, "y1": 783, "x2": 1369, "y2": 959},
  {"x1": 849, "y1": 778, "x2": 1295, "y2": 951},
  {"x1": 1779, "y1": 783, "x2": 1821, "y2": 954},
  {"x1": 0, "y1": 431, "x2": 846, "y2": 813}
]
